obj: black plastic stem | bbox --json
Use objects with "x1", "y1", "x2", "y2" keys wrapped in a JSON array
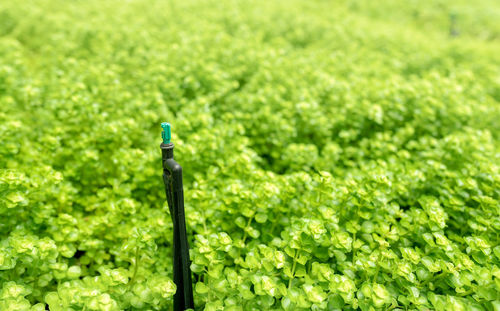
[{"x1": 161, "y1": 142, "x2": 194, "y2": 311}]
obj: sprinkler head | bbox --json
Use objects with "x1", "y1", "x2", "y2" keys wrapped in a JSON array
[{"x1": 161, "y1": 122, "x2": 171, "y2": 144}]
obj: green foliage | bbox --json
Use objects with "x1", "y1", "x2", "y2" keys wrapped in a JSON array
[{"x1": 1, "y1": 0, "x2": 500, "y2": 310}]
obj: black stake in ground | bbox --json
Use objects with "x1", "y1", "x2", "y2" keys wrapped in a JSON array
[{"x1": 160, "y1": 123, "x2": 194, "y2": 311}]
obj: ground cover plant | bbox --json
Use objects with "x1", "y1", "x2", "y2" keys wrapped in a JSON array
[{"x1": 1, "y1": 0, "x2": 500, "y2": 310}]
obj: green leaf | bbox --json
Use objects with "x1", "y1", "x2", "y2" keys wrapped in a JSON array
[{"x1": 195, "y1": 282, "x2": 209, "y2": 294}]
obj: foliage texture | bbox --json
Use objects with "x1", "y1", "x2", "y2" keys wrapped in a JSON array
[{"x1": 1, "y1": 0, "x2": 499, "y2": 310}]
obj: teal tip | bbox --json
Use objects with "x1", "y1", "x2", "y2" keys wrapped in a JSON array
[{"x1": 161, "y1": 122, "x2": 171, "y2": 144}]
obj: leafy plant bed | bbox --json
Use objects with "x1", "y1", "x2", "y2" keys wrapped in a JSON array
[{"x1": 0, "y1": 0, "x2": 499, "y2": 310}]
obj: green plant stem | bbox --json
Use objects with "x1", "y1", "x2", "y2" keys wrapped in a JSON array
[
  {"x1": 242, "y1": 216, "x2": 254, "y2": 244},
  {"x1": 288, "y1": 250, "x2": 298, "y2": 289},
  {"x1": 373, "y1": 265, "x2": 380, "y2": 283},
  {"x1": 208, "y1": 273, "x2": 213, "y2": 302},
  {"x1": 128, "y1": 246, "x2": 140, "y2": 289},
  {"x1": 352, "y1": 231, "x2": 357, "y2": 265}
]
